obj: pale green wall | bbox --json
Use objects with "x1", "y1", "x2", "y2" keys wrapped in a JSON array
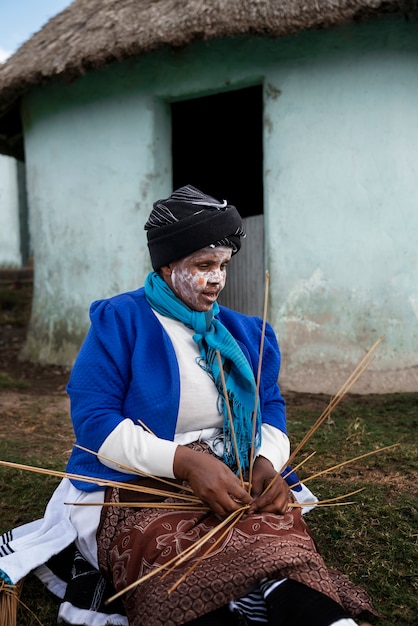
[
  {"x1": 0, "y1": 154, "x2": 21, "y2": 267},
  {"x1": 22, "y1": 88, "x2": 172, "y2": 362},
  {"x1": 262, "y1": 23, "x2": 418, "y2": 391},
  {"x1": 21, "y1": 15, "x2": 418, "y2": 391}
]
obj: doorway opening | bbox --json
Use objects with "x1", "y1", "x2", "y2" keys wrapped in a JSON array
[
  {"x1": 171, "y1": 86, "x2": 265, "y2": 315},
  {"x1": 171, "y1": 85, "x2": 263, "y2": 218}
]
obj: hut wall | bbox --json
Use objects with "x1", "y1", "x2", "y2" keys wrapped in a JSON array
[
  {"x1": 21, "y1": 15, "x2": 418, "y2": 392},
  {"x1": 22, "y1": 85, "x2": 171, "y2": 363},
  {"x1": 0, "y1": 154, "x2": 21, "y2": 267},
  {"x1": 263, "y1": 19, "x2": 418, "y2": 392}
]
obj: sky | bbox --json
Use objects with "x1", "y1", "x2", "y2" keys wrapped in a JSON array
[{"x1": 0, "y1": 0, "x2": 73, "y2": 62}]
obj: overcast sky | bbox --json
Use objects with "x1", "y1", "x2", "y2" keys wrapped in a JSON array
[{"x1": 0, "y1": 0, "x2": 72, "y2": 62}]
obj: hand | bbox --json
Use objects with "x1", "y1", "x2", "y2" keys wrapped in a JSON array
[
  {"x1": 173, "y1": 446, "x2": 253, "y2": 517},
  {"x1": 247, "y1": 455, "x2": 290, "y2": 515}
]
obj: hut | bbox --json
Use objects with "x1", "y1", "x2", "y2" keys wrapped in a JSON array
[{"x1": 0, "y1": 0, "x2": 417, "y2": 393}]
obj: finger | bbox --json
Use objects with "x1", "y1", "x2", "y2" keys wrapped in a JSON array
[
  {"x1": 232, "y1": 486, "x2": 253, "y2": 505},
  {"x1": 209, "y1": 502, "x2": 228, "y2": 517},
  {"x1": 254, "y1": 483, "x2": 280, "y2": 507},
  {"x1": 249, "y1": 489, "x2": 289, "y2": 514},
  {"x1": 208, "y1": 495, "x2": 242, "y2": 517},
  {"x1": 249, "y1": 477, "x2": 265, "y2": 498}
]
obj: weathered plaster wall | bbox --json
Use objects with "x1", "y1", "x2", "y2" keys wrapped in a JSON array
[
  {"x1": 262, "y1": 20, "x2": 418, "y2": 392},
  {"x1": 22, "y1": 86, "x2": 171, "y2": 363},
  {"x1": 21, "y1": 15, "x2": 418, "y2": 392},
  {"x1": 0, "y1": 154, "x2": 21, "y2": 267}
]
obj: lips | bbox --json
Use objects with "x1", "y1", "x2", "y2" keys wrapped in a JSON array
[{"x1": 202, "y1": 291, "x2": 219, "y2": 302}]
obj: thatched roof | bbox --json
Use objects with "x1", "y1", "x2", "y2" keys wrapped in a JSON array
[{"x1": 0, "y1": 0, "x2": 416, "y2": 159}]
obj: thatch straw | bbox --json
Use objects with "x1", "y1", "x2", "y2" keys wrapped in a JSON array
[
  {"x1": 0, "y1": 580, "x2": 23, "y2": 626},
  {"x1": 1, "y1": 1, "x2": 415, "y2": 159}
]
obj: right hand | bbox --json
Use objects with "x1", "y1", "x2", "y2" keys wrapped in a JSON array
[{"x1": 173, "y1": 445, "x2": 253, "y2": 517}]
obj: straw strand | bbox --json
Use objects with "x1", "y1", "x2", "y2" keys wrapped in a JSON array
[
  {"x1": 248, "y1": 270, "x2": 270, "y2": 492},
  {"x1": 216, "y1": 350, "x2": 244, "y2": 486},
  {"x1": 289, "y1": 443, "x2": 400, "y2": 489},
  {"x1": 288, "y1": 335, "x2": 384, "y2": 465}
]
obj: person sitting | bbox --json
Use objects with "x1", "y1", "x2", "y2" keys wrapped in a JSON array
[{"x1": 0, "y1": 185, "x2": 376, "y2": 626}]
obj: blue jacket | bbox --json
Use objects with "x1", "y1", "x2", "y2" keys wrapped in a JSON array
[{"x1": 66, "y1": 288, "x2": 287, "y2": 491}]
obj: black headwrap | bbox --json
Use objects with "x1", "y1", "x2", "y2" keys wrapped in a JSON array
[{"x1": 145, "y1": 185, "x2": 245, "y2": 270}]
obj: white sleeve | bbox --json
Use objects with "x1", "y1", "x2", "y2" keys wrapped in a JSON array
[
  {"x1": 257, "y1": 423, "x2": 290, "y2": 473},
  {"x1": 98, "y1": 419, "x2": 178, "y2": 478},
  {"x1": 99, "y1": 421, "x2": 289, "y2": 479}
]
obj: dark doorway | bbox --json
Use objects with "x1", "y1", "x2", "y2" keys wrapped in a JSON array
[
  {"x1": 171, "y1": 86, "x2": 263, "y2": 218},
  {"x1": 171, "y1": 86, "x2": 265, "y2": 315}
]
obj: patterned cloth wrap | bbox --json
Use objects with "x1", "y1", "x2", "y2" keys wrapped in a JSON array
[{"x1": 97, "y1": 442, "x2": 375, "y2": 626}]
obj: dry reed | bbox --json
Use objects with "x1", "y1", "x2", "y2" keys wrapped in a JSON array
[
  {"x1": 248, "y1": 270, "x2": 270, "y2": 491},
  {"x1": 0, "y1": 581, "x2": 38, "y2": 626},
  {"x1": 0, "y1": 581, "x2": 20, "y2": 626}
]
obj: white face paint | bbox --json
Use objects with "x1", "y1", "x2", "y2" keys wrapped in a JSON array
[{"x1": 166, "y1": 246, "x2": 232, "y2": 311}]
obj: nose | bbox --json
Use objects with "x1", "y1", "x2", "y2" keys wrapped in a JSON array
[{"x1": 208, "y1": 269, "x2": 223, "y2": 284}]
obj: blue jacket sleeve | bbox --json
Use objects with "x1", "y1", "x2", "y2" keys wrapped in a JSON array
[
  {"x1": 66, "y1": 298, "x2": 135, "y2": 453},
  {"x1": 258, "y1": 321, "x2": 287, "y2": 435}
]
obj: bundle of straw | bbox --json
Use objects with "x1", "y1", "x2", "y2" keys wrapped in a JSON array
[{"x1": 0, "y1": 580, "x2": 23, "y2": 626}]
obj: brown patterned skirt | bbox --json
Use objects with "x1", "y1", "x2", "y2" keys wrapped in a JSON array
[{"x1": 97, "y1": 446, "x2": 375, "y2": 626}]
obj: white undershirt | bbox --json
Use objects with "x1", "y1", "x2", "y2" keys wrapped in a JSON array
[
  {"x1": 154, "y1": 312, "x2": 223, "y2": 434},
  {"x1": 99, "y1": 311, "x2": 290, "y2": 477}
]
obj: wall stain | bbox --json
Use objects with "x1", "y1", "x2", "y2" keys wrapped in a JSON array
[
  {"x1": 265, "y1": 83, "x2": 282, "y2": 100},
  {"x1": 264, "y1": 114, "x2": 273, "y2": 134}
]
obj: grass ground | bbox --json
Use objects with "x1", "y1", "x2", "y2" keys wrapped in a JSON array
[
  {"x1": 286, "y1": 393, "x2": 417, "y2": 625},
  {"x1": 0, "y1": 279, "x2": 417, "y2": 625}
]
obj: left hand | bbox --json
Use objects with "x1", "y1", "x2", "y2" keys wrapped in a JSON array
[{"x1": 247, "y1": 455, "x2": 290, "y2": 515}]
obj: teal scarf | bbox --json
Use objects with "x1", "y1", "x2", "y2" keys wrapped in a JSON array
[{"x1": 144, "y1": 272, "x2": 261, "y2": 476}]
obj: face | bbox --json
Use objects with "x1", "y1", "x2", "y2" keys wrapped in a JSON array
[{"x1": 161, "y1": 246, "x2": 232, "y2": 311}]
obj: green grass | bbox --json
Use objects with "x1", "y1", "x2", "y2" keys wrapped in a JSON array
[
  {"x1": 0, "y1": 394, "x2": 416, "y2": 625},
  {"x1": 0, "y1": 372, "x2": 30, "y2": 389},
  {"x1": 286, "y1": 394, "x2": 418, "y2": 625}
]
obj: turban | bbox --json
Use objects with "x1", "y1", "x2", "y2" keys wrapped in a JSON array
[{"x1": 145, "y1": 185, "x2": 245, "y2": 270}]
